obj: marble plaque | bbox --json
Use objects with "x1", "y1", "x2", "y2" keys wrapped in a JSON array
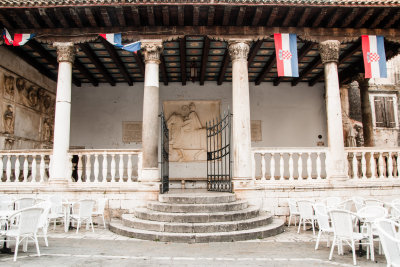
[
  {"x1": 163, "y1": 100, "x2": 220, "y2": 162},
  {"x1": 122, "y1": 121, "x2": 142, "y2": 143},
  {"x1": 251, "y1": 120, "x2": 262, "y2": 141}
]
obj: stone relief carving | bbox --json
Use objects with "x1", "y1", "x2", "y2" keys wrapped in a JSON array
[
  {"x1": 3, "y1": 104, "x2": 14, "y2": 134},
  {"x1": 42, "y1": 117, "x2": 53, "y2": 142},
  {"x1": 3, "y1": 75, "x2": 15, "y2": 98}
]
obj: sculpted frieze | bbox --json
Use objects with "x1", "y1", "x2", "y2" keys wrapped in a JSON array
[
  {"x1": 3, "y1": 74, "x2": 15, "y2": 100},
  {"x1": 3, "y1": 104, "x2": 14, "y2": 134}
]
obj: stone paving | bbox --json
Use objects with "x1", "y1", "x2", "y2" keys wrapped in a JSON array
[{"x1": 0, "y1": 224, "x2": 387, "y2": 266}]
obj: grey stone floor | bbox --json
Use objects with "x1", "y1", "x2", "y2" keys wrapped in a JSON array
[{"x1": 0, "y1": 225, "x2": 386, "y2": 266}]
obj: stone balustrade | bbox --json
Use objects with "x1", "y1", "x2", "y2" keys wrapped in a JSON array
[
  {"x1": 345, "y1": 148, "x2": 400, "y2": 180},
  {"x1": 251, "y1": 148, "x2": 328, "y2": 182}
]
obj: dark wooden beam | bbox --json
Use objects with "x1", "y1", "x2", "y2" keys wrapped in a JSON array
[
  {"x1": 282, "y1": 8, "x2": 296, "y2": 27},
  {"x1": 338, "y1": 58, "x2": 364, "y2": 84},
  {"x1": 162, "y1": 6, "x2": 169, "y2": 26},
  {"x1": 266, "y1": 7, "x2": 279, "y2": 26},
  {"x1": 115, "y1": 7, "x2": 126, "y2": 27},
  {"x1": 180, "y1": 37, "x2": 187, "y2": 85},
  {"x1": 0, "y1": 11, "x2": 13, "y2": 29},
  {"x1": 25, "y1": 10, "x2": 41, "y2": 28},
  {"x1": 222, "y1": 6, "x2": 232, "y2": 26},
  {"x1": 178, "y1": 6, "x2": 185, "y2": 26},
  {"x1": 10, "y1": 11, "x2": 27, "y2": 29},
  {"x1": 78, "y1": 43, "x2": 116, "y2": 86},
  {"x1": 255, "y1": 54, "x2": 276, "y2": 85},
  {"x1": 38, "y1": 8, "x2": 55, "y2": 28},
  {"x1": 370, "y1": 9, "x2": 390, "y2": 28},
  {"x1": 130, "y1": 7, "x2": 141, "y2": 26},
  {"x1": 54, "y1": 8, "x2": 69, "y2": 28},
  {"x1": 193, "y1": 6, "x2": 200, "y2": 26},
  {"x1": 69, "y1": 8, "x2": 83, "y2": 28},
  {"x1": 384, "y1": 10, "x2": 400, "y2": 28},
  {"x1": 207, "y1": 6, "x2": 215, "y2": 26},
  {"x1": 101, "y1": 38, "x2": 133, "y2": 86},
  {"x1": 355, "y1": 9, "x2": 374, "y2": 28},
  {"x1": 236, "y1": 7, "x2": 246, "y2": 26},
  {"x1": 217, "y1": 49, "x2": 229, "y2": 85},
  {"x1": 147, "y1": 6, "x2": 155, "y2": 26},
  {"x1": 133, "y1": 51, "x2": 145, "y2": 77},
  {"x1": 74, "y1": 59, "x2": 99, "y2": 87},
  {"x1": 312, "y1": 8, "x2": 328, "y2": 27},
  {"x1": 298, "y1": 8, "x2": 312, "y2": 27},
  {"x1": 327, "y1": 8, "x2": 342, "y2": 28},
  {"x1": 341, "y1": 8, "x2": 359, "y2": 28},
  {"x1": 292, "y1": 57, "x2": 321, "y2": 86},
  {"x1": 252, "y1": 7, "x2": 263, "y2": 26},
  {"x1": 160, "y1": 55, "x2": 168, "y2": 86},
  {"x1": 247, "y1": 40, "x2": 263, "y2": 67},
  {"x1": 199, "y1": 37, "x2": 210, "y2": 85},
  {"x1": 274, "y1": 42, "x2": 315, "y2": 86},
  {"x1": 100, "y1": 7, "x2": 112, "y2": 27},
  {"x1": 84, "y1": 8, "x2": 97, "y2": 27}
]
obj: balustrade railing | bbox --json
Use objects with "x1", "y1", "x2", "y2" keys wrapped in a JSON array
[
  {"x1": 345, "y1": 148, "x2": 400, "y2": 180},
  {"x1": 252, "y1": 148, "x2": 328, "y2": 182},
  {"x1": 0, "y1": 150, "x2": 52, "y2": 183},
  {"x1": 68, "y1": 149, "x2": 142, "y2": 183}
]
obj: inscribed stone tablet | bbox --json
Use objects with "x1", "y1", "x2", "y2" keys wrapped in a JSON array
[
  {"x1": 251, "y1": 120, "x2": 262, "y2": 141},
  {"x1": 122, "y1": 121, "x2": 142, "y2": 143}
]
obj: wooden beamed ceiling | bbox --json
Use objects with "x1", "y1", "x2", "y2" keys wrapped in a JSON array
[{"x1": 1, "y1": 5, "x2": 400, "y2": 87}]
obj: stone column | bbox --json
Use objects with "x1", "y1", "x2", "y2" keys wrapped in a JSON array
[
  {"x1": 50, "y1": 42, "x2": 75, "y2": 184},
  {"x1": 140, "y1": 40, "x2": 163, "y2": 182},
  {"x1": 228, "y1": 40, "x2": 252, "y2": 181},
  {"x1": 356, "y1": 74, "x2": 374, "y2": 146},
  {"x1": 318, "y1": 40, "x2": 348, "y2": 180}
]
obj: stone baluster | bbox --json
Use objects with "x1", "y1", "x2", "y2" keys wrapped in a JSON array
[
  {"x1": 270, "y1": 153, "x2": 275, "y2": 180},
  {"x1": 6, "y1": 155, "x2": 11, "y2": 182},
  {"x1": 31, "y1": 156, "x2": 37, "y2": 183},
  {"x1": 261, "y1": 153, "x2": 266, "y2": 181},
  {"x1": 316, "y1": 152, "x2": 322, "y2": 180},
  {"x1": 94, "y1": 154, "x2": 99, "y2": 182},
  {"x1": 288, "y1": 153, "x2": 294, "y2": 180},
  {"x1": 370, "y1": 152, "x2": 376, "y2": 179},
  {"x1": 378, "y1": 152, "x2": 385, "y2": 178},
  {"x1": 251, "y1": 153, "x2": 256, "y2": 181},
  {"x1": 279, "y1": 153, "x2": 284, "y2": 180},
  {"x1": 14, "y1": 156, "x2": 20, "y2": 182},
  {"x1": 298, "y1": 153, "x2": 303, "y2": 180},
  {"x1": 319, "y1": 40, "x2": 347, "y2": 180},
  {"x1": 102, "y1": 153, "x2": 108, "y2": 183},
  {"x1": 361, "y1": 152, "x2": 367, "y2": 179},
  {"x1": 23, "y1": 155, "x2": 29, "y2": 182},
  {"x1": 352, "y1": 153, "x2": 358, "y2": 179},
  {"x1": 138, "y1": 153, "x2": 143, "y2": 181},
  {"x1": 388, "y1": 152, "x2": 393, "y2": 179},
  {"x1": 85, "y1": 154, "x2": 91, "y2": 183},
  {"x1": 39, "y1": 155, "x2": 45, "y2": 182},
  {"x1": 110, "y1": 154, "x2": 116, "y2": 182},
  {"x1": 307, "y1": 152, "x2": 312, "y2": 180},
  {"x1": 77, "y1": 154, "x2": 83, "y2": 183},
  {"x1": 397, "y1": 152, "x2": 400, "y2": 178},
  {"x1": 119, "y1": 154, "x2": 124, "y2": 182},
  {"x1": 127, "y1": 154, "x2": 132, "y2": 182},
  {"x1": 0, "y1": 156, "x2": 3, "y2": 180},
  {"x1": 67, "y1": 154, "x2": 73, "y2": 181}
]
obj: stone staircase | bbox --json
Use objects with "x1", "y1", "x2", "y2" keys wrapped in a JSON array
[{"x1": 109, "y1": 192, "x2": 285, "y2": 243}]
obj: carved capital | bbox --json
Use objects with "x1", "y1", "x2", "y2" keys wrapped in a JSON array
[
  {"x1": 228, "y1": 40, "x2": 251, "y2": 62},
  {"x1": 141, "y1": 40, "x2": 163, "y2": 64},
  {"x1": 54, "y1": 42, "x2": 76, "y2": 63},
  {"x1": 354, "y1": 73, "x2": 370, "y2": 88},
  {"x1": 318, "y1": 40, "x2": 340, "y2": 64}
]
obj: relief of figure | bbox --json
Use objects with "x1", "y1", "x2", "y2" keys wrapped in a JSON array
[
  {"x1": 355, "y1": 125, "x2": 364, "y2": 147},
  {"x1": 27, "y1": 86, "x2": 38, "y2": 108},
  {"x1": 42, "y1": 118, "x2": 52, "y2": 142},
  {"x1": 346, "y1": 124, "x2": 357, "y2": 147},
  {"x1": 167, "y1": 102, "x2": 207, "y2": 162},
  {"x1": 3, "y1": 75, "x2": 15, "y2": 97},
  {"x1": 3, "y1": 105, "x2": 14, "y2": 134},
  {"x1": 16, "y1": 78, "x2": 26, "y2": 92}
]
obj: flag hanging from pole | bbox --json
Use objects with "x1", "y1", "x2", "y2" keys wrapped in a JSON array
[
  {"x1": 122, "y1": 41, "x2": 141, "y2": 53},
  {"x1": 3, "y1": 28, "x2": 35, "y2": 46},
  {"x1": 274, "y1": 33, "x2": 299, "y2": 77},
  {"x1": 99, "y1": 33, "x2": 123, "y2": 48},
  {"x1": 362, "y1": 35, "x2": 387, "y2": 78}
]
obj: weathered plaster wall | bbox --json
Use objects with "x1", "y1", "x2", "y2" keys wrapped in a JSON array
[{"x1": 0, "y1": 47, "x2": 57, "y2": 149}]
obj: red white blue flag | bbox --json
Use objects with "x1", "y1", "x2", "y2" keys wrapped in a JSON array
[
  {"x1": 121, "y1": 41, "x2": 141, "y2": 53},
  {"x1": 99, "y1": 33, "x2": 123, "y2": 48},
  {"x1": 3, "y1": 28, "x2": 35, "y2": 46},
  {"x1": 274, "y1": 33, "x2": 299, "y2": 77},
  {"x1": 362, "y1": 35, "x2": 387, "y2": 79}
]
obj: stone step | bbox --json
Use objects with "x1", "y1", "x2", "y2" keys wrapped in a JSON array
[
  {"x1": 147, "y1": 199, "x2": 248, "y2": 213},
  {"x1": 158, "y1": 192, "x2": 236, "y2": 204},
  {"x1": 134, "y1": 206, "x2": 259, "y2": 223},
  {"x1": 110, "y1": 218, "x2": 285, "y2": 243},
  {"x1": 121, "y1": 212, "x2": 273, "y2": 233}
]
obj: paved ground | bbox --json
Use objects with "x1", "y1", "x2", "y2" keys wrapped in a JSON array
[{"x1": 0, "y1": 225, "x2": 386, "y2": 266}]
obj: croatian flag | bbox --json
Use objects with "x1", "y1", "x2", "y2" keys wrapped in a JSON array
[
  {"x1": 99, "y1": 33, "x2": 123, "y2": 48},
  {"x1": 274, "y1": 33, "x2": 299, "y2": 77},
  {"x1": 362, "y1": 35, "x2": 387, "y2": 78},
  {"x1": 122, "y1": 41, "x2": 141, "y2": 53},
  {"x1": 3, "y1": 28, "x2": 35, "y2": 46}
]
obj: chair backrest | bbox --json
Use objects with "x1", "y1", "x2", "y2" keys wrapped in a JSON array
[
  {"x1": 96, "y1": 198, "x2": 107, "y2": 214},
  {"x1": 288, "y1": 199, "x2": 298, "y2": 213},
  {"x1": 391, "y1": 203, "x2": 400, "y2": 220},
  {"x1": 34, "y1": 201, "x2": 52, "y2": 228},
  {"x1": 314, "y1": 203, "x2": 330, "y2": 231},
  {"x1": 336, "y1": 199, "x2": 353, "y2": 211},
  {"x1": 9, "y1": 207, "x2": 43, "y2": 235},
  {"x1": 365, "y1": 198, "x2": 385, "y2": 207},
  {"x1": 375, "y1": 219, "x2": 400, "y2": 265},
  {"x1": 325, "y1": 197, "x2": 341, "y2": 208},
  {"x1": 77, "y1": 200, "x2": 95, "y2": 218},
  {"x1": 358, "y1": 205, "x2": 387, "y2": 221},
  {"x1": 352, "y1": 197, "x2": 365, "y2": 212},
  {"x1": 15, "y1": 197, "x2": 36, "y2": 210},
  {"x1": 297, "y1": 200, "x2": 314, "y2": 219},
  {"x1": 329, "y1": 209, "x2": 358, "y2": 239},
  {"x1": 0, "y1": 194, "x2": 13, "y2": 211},
  {"x1": 49, "y1": 195, "x2": 64, "y2": 215}
]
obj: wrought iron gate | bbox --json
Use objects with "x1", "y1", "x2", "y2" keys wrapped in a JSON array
[
  {"x1": 206, "y1": 110, "x2": 232, "y2": 192},
  {"x1": 159, "y1": 111, "x2": 169, "y2": 194}
]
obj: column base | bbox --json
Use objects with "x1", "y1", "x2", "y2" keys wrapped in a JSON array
[
  {"x1": 140, "y1": 168, "x2": 160, "y2": 182},
  {"x1": 48, "y1": 179, "x2": 69, "y2": 187}
]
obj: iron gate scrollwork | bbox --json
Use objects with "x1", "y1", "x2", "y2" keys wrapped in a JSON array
[
  {"x1": 160, "y1": 111, "x2": 169, "y2": 194},
  {"x1": 206, "y1": 110, "x2": 232, "y2": 192}
]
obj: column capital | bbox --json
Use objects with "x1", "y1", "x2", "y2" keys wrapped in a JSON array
[
  {"x1": 54, "y1": 42, "x2": 76, "y2": 63},
  {"x1": 141, "y1": 39, "x2": 163, "y2": 64},
  {"x1": 354, "y1": 73, "x2": 370, "y2": 87},
  {"x1": 228, "y1": 39, "x2": 251, "y2": 62},
  {"x1": 318, "y1": 40, "x2": 340, "y2": 64}
]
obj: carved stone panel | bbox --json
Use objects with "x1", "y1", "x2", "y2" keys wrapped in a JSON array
[
  {"x1": 163, "y1": 100, "x2": 220, "y2": 162},
  {"x1": 3, "y1": 74, "x2": 15, "y2": 100},
  {"x1": 122, "y1": 121, "x2": 142, "y2": 143},
  {"x1": 251, "y1": 120, "x2": 262, "y2": 141}
]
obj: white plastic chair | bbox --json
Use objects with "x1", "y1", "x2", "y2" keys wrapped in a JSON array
[
  {"x1": 0, "y1": 195, "x2": 14, "y2": 211},
  {"x1": 352, "y1": 196, "x2": 365, "y2": 212},
  {"x1": 329, "y1": 209, "x2": 373, "y2": 266},
  {"x1": 48, "y1": 195, "x2": 66, "y2": 230},
  {"x1": 375, "y1": 218, "x2": 400, "y2": 267},
  {"x1": 297, "y1": 200, "x2": 316, "y2": 235},
  {"x1": 69, "y1": 199, "x2": 95, "y2": 234},
  {"x1": 14, "y1": 198, "x2": 36, "y2": 210},
  {"x1": 336, "y1": 199, "x2": 353, "y2": 211},
  {"x1": 93, "y1": 198, "x2": 107, "y2": 229},
  {"x1": 391, "y1": 203, "x2": 400, "y2": 222},
  {"x1": 314, "y1": 203, "x2": 334, "y2": 250},
  {"x1": 3, "y1": 207, "x2": 43, "y2": 261},
  {"x1": 324, "y1": 197, "x2": 341, "y2": 209},
  {"x1": 365, "y1": 198, "x2": 385, "y2": 207},
  {"x1": 34, "y1": 201, "x2": 52, "y2": 246},
  {"x1": 288, "y1": 199, "x2": 300, "y2": 226}
]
